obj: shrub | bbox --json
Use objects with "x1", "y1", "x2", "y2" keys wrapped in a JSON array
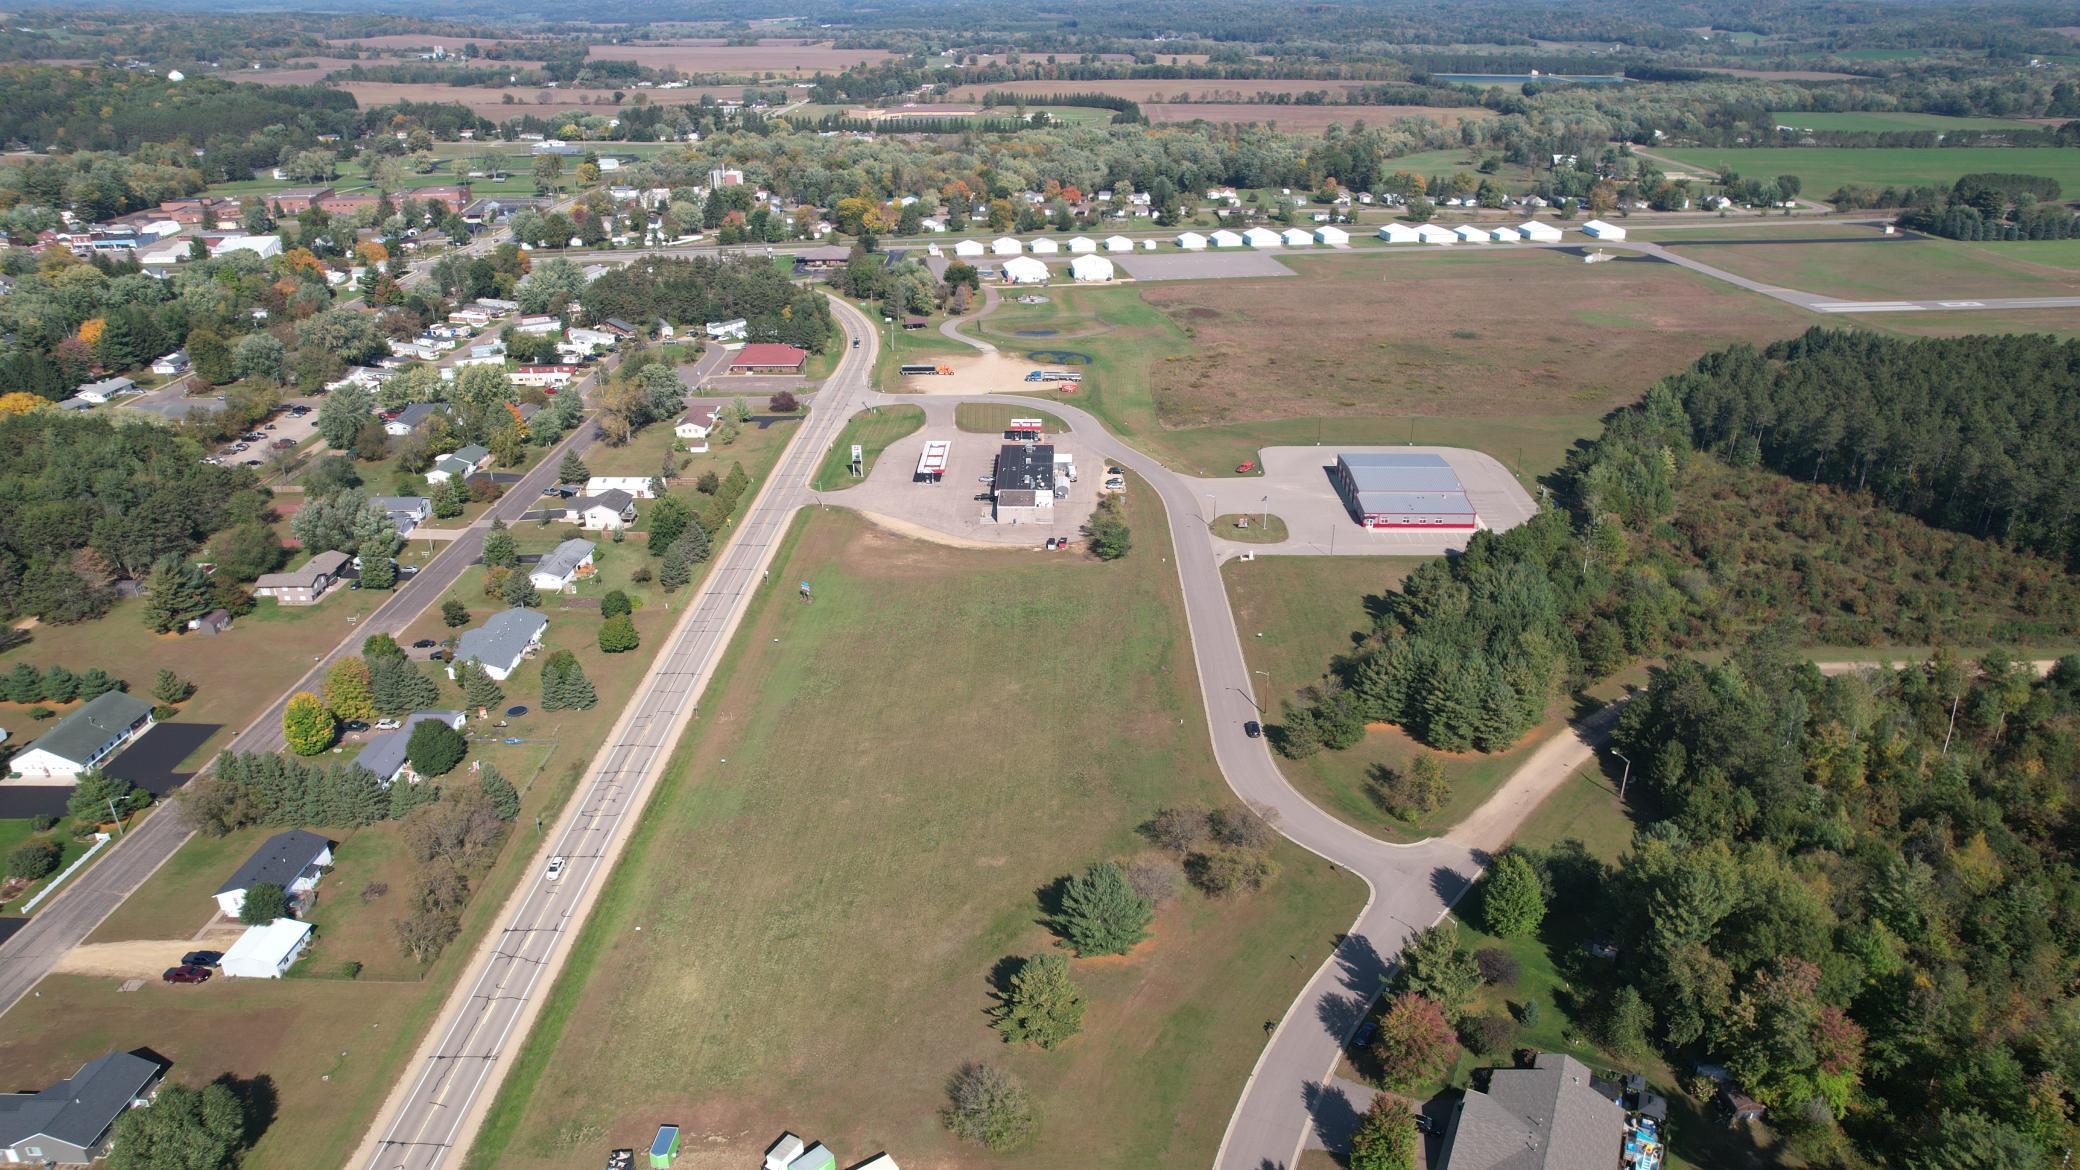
[
  {"x1": 1123, "y1": 856, "x2": 1181, "y2": 906},
  {"x1": 1186, "y1": 846, "x2": 1278, "y2": 898},
  {"x1": 152, "y1": 669, "x2": 195, "y2": 704},
  {"x1": 943, "y1": 1062, "x2": 1036, "y2": 1152},
  {"x1": 27, "y1": 706, "x2": 54, "y2": 720},
  {"x1": 768, "y1": 390, "x2": 799, "y2": 413},
  {"x1": 239, "y1": 881, "x2": 290, "y2": 925},
  {"x1": 599, "y1": 613, "x2": 639, "y2": 653},
  {"x1": 1474, "y1": 946, "x2": 1521, "y2": 986},
  {"x1": 629, "y1": 566, "x2": 652, "y2": 584},
  {"x1": 336, "y1": 960, "x2": 364, "y2": 979},
  {"x1": 1210, "y1": 801, "x2": 1279, "y2": 850},
  {"x1": 6, "y1": 839, "x2": 63, "y2": 880},
  {"x1": 1082, "y1": 494, "x2": 1131, "y2": 559},
  {"x1": 1513, "y1": 998, "x2": 1542, "y2": 1028},
  {"x1": 28, "y1": 814, "x2": 58, "y2": 832},
  {"x1": 600, "y1": 590, "x2": 632, "y2": 618},
  {"x1": 1372, "y1": 753, "x2": 1450, "y2": 818},
  {"x1": 1145, "y1": 805, "x2": 1208, "y2": 853},
  {"x1": 151, "y1": 704, "x2": 179, "y2": 721},
  {"x1": 1461, "y1": 1012, "x2": 1517, "y2": 1057},
  {"x1": 441, "y1": 599, "x2": 470, "y2": 627},
  {"x1": 360, "y1": 881, "x2": 389, "y2": 903}
]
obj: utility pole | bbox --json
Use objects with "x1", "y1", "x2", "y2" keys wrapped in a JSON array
[
  {"x1": 1612, "y1": 750, "x2": 1631, "y2": 801},
  {"x1": 107, "y1": 797, "x2": 123, "y2": 837},
  {"x1": 1942, "y1": 694, "x2": 1960, "y2": 755}
]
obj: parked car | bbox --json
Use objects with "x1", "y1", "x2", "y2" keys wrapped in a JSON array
[
  {"x1": 180, "y1": 950, "x2": 222, "y2": 968},
  {"x1": 241, "y1": 459, "x2": 262, "y2": 467},
  {"x1": 161, "y1": 965, "x2": 212, "y2": 985},
  {"x1": 373, "y1": 718, "x2": 402, "y2": 731},
  {"x1": 1235, "y1": 460, "x2": 1257, "y2": 474},
  {"x1": 545, "y1": 856, "x2": 567, "y2": 881},
  {"x1": 1352, "y1": 1019, "x2": 1378, "y2": 1047},
  {"x1": 342, "y1": 720, "x2": 370, "y2": 733},
  {"x1": 1044, "y1": 537, "x2": 1058, "y2": 550},
  {"x1": 411, "y1": 639, "x2": 437, "y2": 649},
  {"x1": 1104, "y1": 476, "x2": 1126, "y2": 490},
  {"x1": 1244, "y1": 720, "x2": 1263, "y2": 739}
]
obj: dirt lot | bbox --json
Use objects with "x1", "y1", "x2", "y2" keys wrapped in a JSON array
[
  {"x1": 1136, "y1": 250, "x2": 1819, "y2": 427},
  {"x1": 889, "y1": 350, "x2": 1087, "y2": 397},
  {"x1": 337, "y1": 81, "x2": 747, "y2": 120},
  {"x1": 55, "y1": 928, "x2": 242, "y2": 978},
  {"x1": 1146, "y1": 102, "x2": 1493, "y2": 128},
  {"x1": 583, "y1": 40, "x2": 894, "y2": 73}
]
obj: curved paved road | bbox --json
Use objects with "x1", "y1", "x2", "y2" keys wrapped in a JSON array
[{"x1": 353, "y1": 299, "x2": 880, "y2": 1170}]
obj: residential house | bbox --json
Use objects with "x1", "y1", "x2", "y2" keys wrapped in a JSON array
[
  {"x1": 509, "y1": 365, "x2": 579, "y2": 390},
  {"x1": 562, "y1": 327, "x2": 618, "y2": 355},
  {"x1": 368, "y1": 495, "x2": 432, "y2": 535},
  {"x1": 528, "y1": 538, "x2": 597, "y2": 592},
  {"x1": 213, "y1": 829, "x2": 334, "y2": 919},
  {"x1": 1434, "y1": 1053, "x2": 1624, "y2": 1170},
  {"x1": 675, "y1": 403, "x2": 723, "y2": 446},
  {"x1": 252, "y1": 550, "x2": 351, "y2": 605},
  {"x1": 220, "y1": 917, "x2": 314, "y2": 979},
  {"x1": 150, "y1": 350, "x2": 190, "y2": 376},
  {"x1": 426, "y1": 444, "x2": 491, "y2": 485},
  {"x1": 565, "y1": 489, "x2": 637, "y2": 530},
  {"x1": 448, "y1": 306, "x2": 494, "y2": 328},
  {"x1": 704, "y1": 319, "x2": 748, "y2": 341},
  {"x1": 384, "y1": 402, "x2": 445, "y2": 437},
  {"x1": 352, "y1": 711, "x2": 466, "y2": 786},
  {"x1": 585, "y1": 475, "x2": 658, "y2": 499},
  {"x1": 513, "y1": 314, "x2": 560, "y2": 335},
  {"x1": 6, "y1": 691, "x2": 156, "y2": 780},
  {"x1": 74, "y1": 377, "x2": 136, "y2": 404},
  {"x1": 0, "y1": 1051, "x2": 165, "y2": 1165},
  {"x1": 450, "y1": 608, "x2": 549, "y2": 681}
]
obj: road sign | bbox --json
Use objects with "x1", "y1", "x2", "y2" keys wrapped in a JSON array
[{"x1": 850, "y1": 443, "x2": 864, "y2": 478}]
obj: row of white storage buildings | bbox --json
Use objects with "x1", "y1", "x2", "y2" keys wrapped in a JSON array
[
  {"x1": 954, "y1": 234, "x2": 1149, "y2": 257},
  {"x1": 1376, "y1": 219, "x2": 1628, "y2": 245},
  {"x1": 996, "y1": 254, "x2": 1117, "y2": 284},
  {"x1": 1171, "y1": 226, "x2": 1353, "y2": 249}
]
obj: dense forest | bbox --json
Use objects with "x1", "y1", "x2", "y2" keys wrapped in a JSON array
[
  {"x1": 1277, "y1": 348, "x2": 2080, "y2": 760},
  {"x1": 1673, "y1": 330, "x2": 2080, "y2": 566},
  {"x1": 577, "y1": 255, "x2": 835, "y2": 351}
]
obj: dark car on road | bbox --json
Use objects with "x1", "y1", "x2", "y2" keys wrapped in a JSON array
[
  {"x1": 162, "y1": 965, "x2": 212, "y2": 985},
  {"x1": 1244, "y1": 720, "x2": 1262, "y2": 738},
  {"x1": 180, "y1": 950, "x2": 222, "y2": 968}
]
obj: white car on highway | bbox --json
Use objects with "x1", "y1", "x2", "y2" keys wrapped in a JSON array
[{"x1": 544, "y1": 856, "x2": 567, "y2": 881}]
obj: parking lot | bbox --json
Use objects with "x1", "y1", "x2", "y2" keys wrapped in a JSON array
[
  {"x1": 820, "y1": 402, "x2": 1104, "y2": 548},
  {"x1": 1186, "y1": 445, "x2": 1538, "y2": 557}
]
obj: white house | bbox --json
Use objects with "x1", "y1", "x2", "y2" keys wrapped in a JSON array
[
  {"x1": 220, "y1": 918, "x2": 313, "y2": 979},
  {"x1": 1242, "y1": 227, "x2": 1283, "y2": 248},
  {"x1": 1174, "y1": 231, "x2": 1207, "y2": 250},
  {"x1": 1314, "y1": 225, "x2": 1350, "y2": 245},
  {"x1": 1281, "y1": 227, "x2": 1314, "y2": 246},
  {"x1": 584, "y1": 475, "x2": 658, "y2": 499},
  {"x1": 675, "y1": 403, "x2": 722, "y2": 444},
  {"x1": 1517, "y1": 221, "x2": 1564, "y2": 243},
  {"x1": 565, "y1": 326, "x2": 618, "y2": 352},
  {"x1": 514, "y1": 314, "x2": 560, "y2": 335},
  {"x1": 990, "y1": 236, "x2": 1023, "y2": 256},
  {"x1": 919, "y1": 217, "x2": 947, "y2": 232},
  {"x1": 1581, "y1": 218, "x2": 1626, "y2": 240},
  {"x1": 566, "y1": 489, "x2": 637, "y2": 530},
  {"x1": 1415, "y1": 224, "x2": 1459, "y2": 245},
  {"x1": 529, "y1": 538, "x2": 597, "y2": 592},
  {"x1": 1069, "y1": 254, "x2": 1116, "y2": 283},
  {"x1": 1209, "y1": 229, "x2": 1244, "y2": 248},
  {"x1": 1066, "y1": 236, "x2": 1097, "y2": 254},
  {"x1": 953, "y1": 238, "x2": 986, "y2": 258},
  {"x1": 1491, "y1": 226, "x2": 1523, "y2": 243},
  {"x1": 1378, "y1": 224, "x2": 1421, "y2": 244},
  {"x1": 1000, "y1": 256, "x2": 1049, "y2": 285},
  {"x1": 213, "y1": 830, "x2": 333, "y2": 919},
  {"x1": 704, "y1": 319, "x2": 748, "y2": 341},
  {"x1": 7, "y1": 691, "x2": 155, "y2": 780},
  {"x1": 426, "y1": 444, "x2": 491, "y2": 484},
  {"x1": 150, "y1": 351, "x2": 190, "y2": 376},
  {"x1": 73, "y1": 377, "x2": 136, "y2": 404},
  {"x1": 1103, "y1": 234, "x2": 1135, "y2": 253},
  {"x1": 1028, "y1": 236, "x2": 1059, "y2": 254},
  {"x1": 1453, "y1": 224, "x2": 1491, "y2": 243},
  {"x1": 450, "y1": 607, "x2": 549, "y2": 681}
]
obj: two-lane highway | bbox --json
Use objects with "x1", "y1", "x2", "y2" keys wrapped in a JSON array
[{"x1": 354, "y1": 298, "x2": 880, "y2": 1170}]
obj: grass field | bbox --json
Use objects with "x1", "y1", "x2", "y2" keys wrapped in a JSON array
[
  {"x1": 1765, "y1": 109, "x2": 2045, "y2": 133},
  {"x1": 1661, "y1": 234, "x2": 2080, "y2": 300},
  {"x1": 1654, "y1": 146, "x2": 2080, "y2": 194},
  {"x1": 581, "y1": 40, "x2": 894, "y2": 74},
  {"x1": 465, "y1": 503, "x2": 1365, "y2": 1170},
  {"x1": 1210, "y1": 513, "x2": 1290, "y2": 543},
  {"x1": 811, "y1": 404, "x2": 924, "y2": 490},
  {"x1": 952, "y1": 402, "x2": 1067, "y2": 434}
]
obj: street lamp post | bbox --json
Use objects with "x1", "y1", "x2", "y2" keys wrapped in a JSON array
[{"x1": 1612, "y1": 750, "x2": 1632, "y2": 800}]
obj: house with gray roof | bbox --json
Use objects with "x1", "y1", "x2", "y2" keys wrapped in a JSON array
[
  {"x1": 426, "y1": 443, "x2": 492, "y2": 485},
  {"x1": 384, "y1": 402, "x2": 446, "y2": 437},
  {"x1": 1436, "y1": 1052, "x2": 1624, "y2": 1170},
  {"x1": 528, "y1": 539, "x2": 597, "y2": 592},
  {"x1": 213, "y1": 828, "x2": 334, "y2": 919},
  {"x1": 450, "y1": 608, "x2": 548, "y2": 681},
  {"x1": 564, "y1": 489, "x2": 635, "y2": 531},
  {"x1": 368, "y1": 495, "x2": 432, "y2": 535},
  {"x1": 7, "y1": 691, "x2": 156, "y2": 781},
  {"x1": 0, "y1": 1050, "x2": 165, "y2": 1165},
  {"x1": 353, "y1": 711, "x2": 465, "y2": 786},
  {"x1": 252, "y1": 549, "x2": 350, "y2": 605}
]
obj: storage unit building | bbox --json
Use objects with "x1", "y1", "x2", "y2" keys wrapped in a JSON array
[
  {"x1": 1333, "y1": 452, "x2": 1478, "y2": 530},
  {"x1": 220, "y1": 918, "x2": 314, "y2": 978},
  {"x1": 1580, "y1": 218, "x2": 1626, "y2": 240}
]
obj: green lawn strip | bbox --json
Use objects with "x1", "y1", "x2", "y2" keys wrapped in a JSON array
[
  {"x1": 1664, "y1": 236, "x2": 2080, "y2": 301},
  {"x1": 1164, "y1": 413, "x2": 1598, "y2": 483},
  {"x1": 1765, "y1": 109, "x2": 2045, "y2": 132},
  {"x1": 1209, "y1": 513, "x2": 1289, "y2": 543},
  {"x1": 952, "y1": 402, "x2": 1068, "y2": 434},
  {"x1": 467, "y1": 499, "x2": 1363, "y2": 1170},
  {"x1": 809, "y1": 405, "x2": 925, "y2": 491},
  {"x1": 0, "y1": 816, "x2": 93, "y2": 918},
  {"x1": 1653, "y1": 146, "x2": 2080, "y2": 196}
]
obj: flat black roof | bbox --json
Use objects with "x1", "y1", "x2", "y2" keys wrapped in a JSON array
[{"x1": 995, "y1": 444, "x2": 1055, "y2": 493}]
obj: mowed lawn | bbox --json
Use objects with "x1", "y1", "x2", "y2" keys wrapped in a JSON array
[
  {"x1": 811, "y1": 405, "x2": 924, "y2": 490},
  {"x1": 1661, "y1": 234, "x2": 2080, "y2": 300},
  {"x1": 1654, "y1": 146, "x2": 2080, "y2": 195},
  {"x1": 1766, "y1": 109, "x2": 2047, "y2": 133},
  {"x1": 1036, "y1": 249, "x2": 1814, "y2": 478},
  {"x1": 1222, "y1": 556, "x2": 1568, "y2": 840},
  {"x1": 467, "y1": 503, "x2": 1364, "y2": 1170}
]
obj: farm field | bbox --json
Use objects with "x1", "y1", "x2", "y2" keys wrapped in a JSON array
[
  {"x1": 336, "y1": 81, "x2": 748, "y2": 121},
  {"x1": 1765, "y1": 108, "x2": 2046, "y2": 132},
  {"x1": 581, "y1": 40, "x2": 894, "y2": 73},
  {"x1": 1660, "y1": 234, "x2": 2080, "y2": 300},
  {"x1": 1221, "y1": 555, "x2": 1569, "y2": 840},
  {"x1": 464, "y1": 504, "x2": 1364, "y2": 1170},
  {"x1": 948, "y1": 78, "x2": 1386, "y2": 102},
  {"x1": 1653, "y1": 145, "x2": 2080, "y2": 194},
  {"x1": 1144, "y1": 102, "x2": 1490, "y2": 130}
]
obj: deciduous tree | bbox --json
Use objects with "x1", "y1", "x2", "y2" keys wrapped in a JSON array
[{"x1": 283, "y1": 691, "x2": 337, "y2": 756}]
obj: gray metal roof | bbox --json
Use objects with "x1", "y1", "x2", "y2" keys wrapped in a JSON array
[
  {"x1": 1436, "y1": 1053, "x2": 1624, "y2": 1170},
  {"x1": 1353, "y1": 492, "x2": 1475, "y2": 516},
  {"x1": 353, "y1": 712, "x2": 464, "y2": 781},
  {"x1": 454, "y1": 608, "x2": 548, "y2": 672},
  {"x1": 1338, "y1": 452, "x2": 1464, "y2": 493},
  {"x1": 214, "y1": 829, "x2": 333, "y2": 897},
  {"x1": 393, "y1": 403, "x2": 443, "y2": 428},
  {"x1": 25, "y1": 691, "x2": 154, "y2": 767},
  {"x1": 453, "y1": 443, "x2": 491, "y2": 464},
  {"x1": 368, "y1": 495, "x2": 430, "y2": 516},
  {"x1": 533, "y1": 538, "x2": 596, "y2": 582},
  {"x1": 0, "y1": 1051, "x2": 163, "y2": 1149}
]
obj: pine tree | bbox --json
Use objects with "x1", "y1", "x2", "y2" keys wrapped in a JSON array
[
  {"x1": 1057, "y1": 861, "x2": 1154, "y2": 956},
  {"x1": 1394, "y1": 923, "x2": 1482, "y2": 1023},
  {"x1": 460, "y1": 661, "x2": 504, "y2": 712},
  {"x1": 441, "y1": 599, "x2": 471, "y2": 627},
  {"x1": 482, "y1": 523, "x2": 518, "y2": 569},
  {"x1": 557, "y1": 451, "x2": 590, "y2": 484},
  {"x1": 75, "y1": 668, "x2": 120, "y2": 700},
  {"x1": 4, "y1": 662, "x2": 42, "y2": 703},
  {"x1": 992, "y1": 953, "x2": 1085, "y2": 1049},
  {"x1": 142, "y1": 558, "x2": 213, "y2": 634},
  {"x1": 1478, "y1": 853, "x2": 1547, "y2": 938},
  {"x1": 370, "y1": 657, "x2": 438, "y2": 717},
  {"x1": 500, "y1": 569, "x2": 540, "y2": 608},
  {"x1": 658, "y1": 543, "x2": 691, "y2": 591},
  {"x1": 479, "y1": 765, "x2": 521, "y2": 820},
  {"x1": 673, "y1": 520, "x2": 710, "y2": 563},
  {"x1": 42, "y1": 665, "x2": 77, "y2": 703},
  {"x1": 539, "y1": 650, "x2": 597, "y2": 711},
  {"x1": 646, "y1": 496, "x2": 691, "y2": 554},
  {"x1": 152, "y1": 669, "x2": 195, "y2": 704}
]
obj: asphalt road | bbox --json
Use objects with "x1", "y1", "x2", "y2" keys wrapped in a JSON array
[
  {"x1": 0, "y1": 366, "x2": 608, "y2": 1018},
  {"x1": 354, "y1": 301, "x2": 878, "y2": 1170}
]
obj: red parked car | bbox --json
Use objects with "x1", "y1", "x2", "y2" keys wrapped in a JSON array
[
  {"x1": 1235, "y1": 461, "x2": 1257, "y2": 474},
  {"x1": 161, "y1": 965, "x2": 213, "y2": 985}
]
